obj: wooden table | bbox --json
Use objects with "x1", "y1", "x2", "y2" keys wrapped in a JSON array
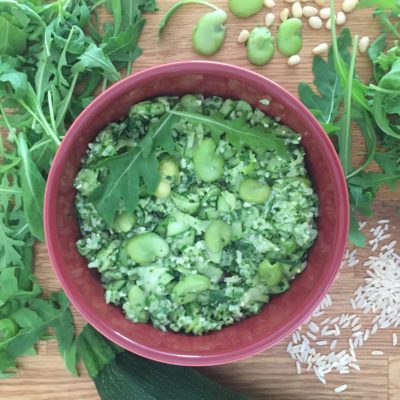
[{"x1": 1, "y1": 1, "x2": 399, "y2": 399}]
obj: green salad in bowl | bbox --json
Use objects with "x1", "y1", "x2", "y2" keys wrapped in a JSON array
[{"x1": 74, "y1": 94, "x2": 318, "y2": 335}]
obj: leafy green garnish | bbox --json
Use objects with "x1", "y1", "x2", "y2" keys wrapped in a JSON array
[
  {"x1": 170, "y1": 110, "x2": 289, "y2": 158},
  {"x1": 90, "y1": 113, "x2": 176, "y2": 224}
]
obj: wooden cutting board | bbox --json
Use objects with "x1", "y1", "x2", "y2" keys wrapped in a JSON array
[{"x1": 1, "y1": 1, "x2": 400, "y2": 399}]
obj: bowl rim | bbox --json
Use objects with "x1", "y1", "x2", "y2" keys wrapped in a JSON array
[{"x1": 44, "y1": 60, "x2": 349, "y2": 366}]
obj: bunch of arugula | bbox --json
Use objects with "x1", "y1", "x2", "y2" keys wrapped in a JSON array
[
  {"x1": 0, "y1": 0, "x2": 157, "y2": 378},
  {"x1": 299, "y1": 0, "x2": 400, "y2": 246}
]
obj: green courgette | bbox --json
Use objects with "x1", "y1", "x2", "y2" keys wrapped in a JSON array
[{"x1": 78, "y1": 325, "x2": 250, "y2": 400}]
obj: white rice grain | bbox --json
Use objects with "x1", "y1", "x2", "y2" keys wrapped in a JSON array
[
  {"x1": 372, "y1": 350, "x2": 384, "y2": 356},
  {"x1": 335, "y1": 384, "x2": 348, "y2": 393},
  {"x1": 393, "y1": 333, "x2": 398, "y2": 346}
]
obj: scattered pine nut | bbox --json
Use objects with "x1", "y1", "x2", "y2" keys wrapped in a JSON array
[
  {"x1": 319, "y1": 7, "x2": 331, "y2": 19},
  {"x1": 309, "y1": 16, "x2": 323, "y2": 29},
  {"x1": 265, "y1": 13, "x2": 275, "y2": 27},
  {"x1": 359, "y1": 36, "x2": 370, "y2": 53},
  {"x1": 237, "y1": 29, "x2": 250, "y2": 44},
  {"x1": 284, "y1": 0, "x2": 297, "y2": 3},
  {"x1": 312, "y1": 42, "x2": 328, "y2": 54},
  {"x1": 342, "y1": 0, "x2": 359, "y2": 13},
  {"x1": 326, "y1": 18, "x2": 332, "y2": 30},
  {"x1": 288, "y1": 54, "x2": 301, "y2": 66},
  {"x1": 303, "y1": 6, "x2": 318, "y2": 17},
  {"x1": 315, "y1": 0, "x2": 325, "y2": 6},
  {"x1": 264, "y1": 0, "x2": 276, "y2": 8},
  {"x1": 280, "y1": 8, "x2": 290, "y2": 21},
  {"x1": 292, "y1": 2, "x2": 303, "y2": 18},
  {"x1": 336, "y1": 11, "x2": 346, "y2": 25}
]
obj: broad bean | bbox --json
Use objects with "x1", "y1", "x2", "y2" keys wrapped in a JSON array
[
  {"x1": 159, "y1": 155, "x2": 179, "y2": 178},
  {"x1": 258, "y1": 259, "x2": 283, "y2": 287},
  {"x1": 192, "y1": 9, "x2": 227, "y2": 56},
  {"x1": 154, "y1": 178, "x2": 171, "y2": 198},
  {"x1": 246, "y1": 27, "x2": 275, "y2": 66},
  {"x1": 239, "y1": 178, "x2": 271, "y2": 204},
  {"x1": 172, "y1": 274, "x2": 210, "y2": 304},
  {"x1": 127, "y1": 285, "x2": 149, "y2": 322},
  {"x1": 277, "y1": 18, "x2": 303, "y2": 56},
  {"x1": 228, "y1": 0, "x2": 263, "y2": 18},
  {"x1": 126, "y1": 232, "x2": 169, "y2": 264},
  {"x1": 171, "y1": 193, "x2": 200, "y2": 214},
  {"x1": 113, "y1": 212, "x2": 136, "y2": 233},
  {"x1": 205, "y1": 220, "x2": 232, "y2": 253},
  {"x1": 193, "y1": 138, "x2": 224, "y2": 182}
]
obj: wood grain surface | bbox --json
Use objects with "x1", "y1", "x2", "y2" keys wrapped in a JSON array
[{"x1": 1, "y1": 1, "x2": 400, "y2": 399}]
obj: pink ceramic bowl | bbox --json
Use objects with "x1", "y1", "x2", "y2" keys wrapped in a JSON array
[{"x1": 44, "y1": 61, "x2": 348, "y2": 366}]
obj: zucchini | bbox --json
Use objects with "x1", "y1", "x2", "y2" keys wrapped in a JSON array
[{"x1": 79, "y1": 325, "x2": 250, "y2": 400}]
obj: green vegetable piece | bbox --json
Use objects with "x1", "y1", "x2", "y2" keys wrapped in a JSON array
[
  {"x1": 277, "y1": 18, "x2": 303, "y2": 56},
  {"x1": 171, "y1": 193, "x2": 200, "y2": 214},
  {"x1": 154, "y1": 178, "x2": 171, "y2": 198},
  {"x1": 239, "y1": 179, "x2": 271, "y2": 204},
  {"x1": 192, "y1": 9, "x2": 227, "y2": 56},
  {"x1": 127, "y1": 286, "x2": 149, "y2": 323},
  {"x1": 159, "y1": 155, "x2": 180, "y2": 177},
  {"x1": 172, "y1": 274, "x2": 210, "y2": 304},
  {"x1": 258, "y1": 259, "x2": 283, "y2": 287},
  {"x1": 113, "y1": 212, "x2": 136, "y2": 233},
  {"x1": 205, "y1": 220, "x2": 232, "y2": 253},
  {"x1": 198, "y1": 263, "x2": 224, "y2": 283},
  {"x1": 228, "y1": 0, "x2": 263, "y2": 17},
  {"x1": 193, "y1": 138, "x2": 224, "y2": 182},
  {"x1": 217, "y1": 191, "x2": 236, "y2": 212},
  {"x1": 242, "y1": 287, "x2": 269, "y2": 306},
  {"x1": 193, "y1": 139, "x2": 225, "y2": 182},
  {"x1": 180, "y1": 94, "x2": 203, "y2": 112},
  {"x1": 247, "y1": 27, "x2": 275, "y2": 66},
  {"x1": 126, "y1": 233, "x2": 169, "y2": 264},
  {"x1": 0, "y1": 16, "x2": 27, "y2": 56}
]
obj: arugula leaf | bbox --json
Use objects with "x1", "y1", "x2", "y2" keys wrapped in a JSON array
[
  {"x1": 158, "y1": 0, "x2": 219, "y2": 41},
  {"x1": 0, "y1": 217, "x2": 24, "y2": 269},
  {"x1": 89, "y1": 113, "x2": 177, "y2": 224},
  {"x1": 349, "y1": 211, "x2": 366, "y2": 247},
  {"x1": 17, "y1": 134, "x2": 46, "y2": 241},
  {"x1": 358, "y1": 0, "x2": 399, "y2": 8},
  {"x1": 72, "y1": 43, "x2": 120, "y2": 82},
  {"x1": 170, "y1": 110, "x2": 289, "y2": 158},
  {"x1": 0, "y1": 15, "x2": 27, "y2": 56}
]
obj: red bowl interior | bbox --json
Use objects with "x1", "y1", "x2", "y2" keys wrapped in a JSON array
[{"x1": 44, "y1": 61, "x2": 348, "y2": 366}]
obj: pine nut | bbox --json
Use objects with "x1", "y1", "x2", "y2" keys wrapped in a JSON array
[
  {"x1": 280, "y1": 8, "x2": 290, "y2": 21},
  {"x1": 265, "y1": 13, "x2": 275, "y2": 27},
  {"x1": 309, "y1": 16, "x2": 323, "y2": 29},
  {"x1": 315, "y1": 0, "x2": 325, "y2": 5},
  {"x1": 292, "y1": 2, "x2": 303, "y2": 17},
  {"x1": 313, "y1": 43, "x2": 329, "y2": 55},
  {"x1": 264, "y1": 0, "x2": 276, "y2": 8},
  {"x1": 237, "y1": 29, "x2": 250, "y2": 44},
  {"x1": 336, "y1": 11, "x2": 346, "y2": 25},
  {"x1": 342, "y1": 0, "x2": 359, "y2": 13},
  {"x1": 288, "y1": 54, "x2": 301, "y2": 66},
  {"x1": 319, "y1": 7, "x2": 331, "y2": 19},
  {"x1": 303, "y1": 6, "x2": 318, "y2": 17},
  {"x1": 326, "y1": 18, "x2": 332, "y2": 30},
  {"x1": 359, "y1": 36, "x2": 370, "y2": 53},
  {"x1": 284, "y1": 0, "x2": 297, "y2": 3}
]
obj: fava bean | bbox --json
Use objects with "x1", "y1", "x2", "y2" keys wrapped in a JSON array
[
  {"x1": 228, "y1": 0, "x2": 263, "y2": 18},
  {"x1": 205, "y1": 220, "x2": 232, "y2": 253},
  {"x1": 192, "y1": 9, "x2": 227, "y2": 56},
  {"x1": 193, "y1": 138, "x2": 224, "y2": 182},
  {"x1": 159, "y1": 155, "x2": 179, "y2": 178},
  {"x1": 126, "y1": 232, "x2": 169, "y2": 264},
  {"x1": 113, "y1": 212, "x2": 136, "y2": 233},
  {"x1": 258, "y1": 259, "x2": 283, "y2": 287},
  {"x1": 239, "y1": 178, "x2": 271, "y2": 204},
  {"x1": 127, "y1": 285, "x2": 149, "y2": 322},
  {"x1": 246, "y1": 27, "x2": 275, "y2": 66},
  {"x1": 172, "y1": 274, "x2": 210, "y2": 304},
  {"x1": 171, "y1": 193, "x2": 200, "y2": 214},
  {"x1": 277, "y1": 18, "x2": 303, "y2": 56},
  {"x1": 154, "y1": 178, "x2": 171, "y2": 198}
]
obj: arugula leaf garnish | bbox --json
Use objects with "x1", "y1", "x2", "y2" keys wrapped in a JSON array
[
  {"x1": 89, "y1": 113, "x2": 177, "y2": 224},
  {"x1": 170, "y1": 110, "x2": 289, "y2": 158}
]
